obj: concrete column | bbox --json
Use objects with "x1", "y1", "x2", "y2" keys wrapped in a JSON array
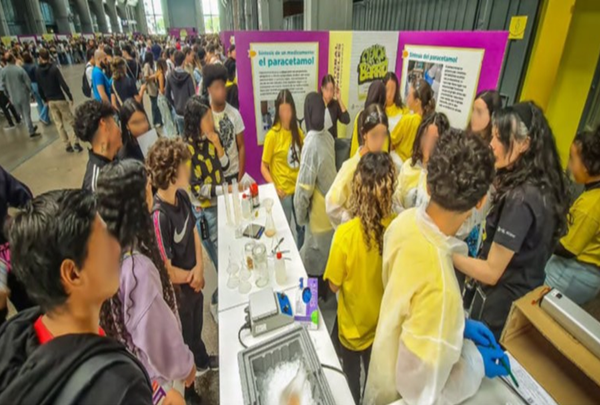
[
  {"x1": 73, "y1": 0, "x2": 94, "y2": 33},
  {"x1": 89, "y1": 0, "x2": 109, "y2": 32},
  {"x1": 0, "y1": 0, "x2": 10, "y2": 36},
  {"x1": 106, "y1": 0, "x2": 121, "y2": 33},
  {"x1": 135, "y1": 1, "x2": 148, "y2": 34},
  {"x1": 24, "y1": 0, "x2": 47, "y2": 34},
  {"x1": 218, "y1": 0, "x2": 229, "y2": 31},
  {"x1": 160, "y1": 0, "x2": 171, "y2": 31},
  {"x1": 195, "y1": 0, "x2": 205, "y2": 34},
  {"x1": 304, "y1": 0, "x2": 352, "y2": 30},
  {"x1": 47, "y1": 0, "x2": 73, "y2": 34}
]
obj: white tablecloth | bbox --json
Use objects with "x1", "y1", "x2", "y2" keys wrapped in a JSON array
[
  {"x1": 218, "y1": 303, "x2": 355, "y2": 405},
  {"x1": 217, "y1": 183, "x2": 355, "y2": 404},
  {"x1": 217, "y1": 183, "x2": 310, "y2": 312}
]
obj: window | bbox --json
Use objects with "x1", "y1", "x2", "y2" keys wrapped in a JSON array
[
  {"x1": 202, "y1": 0, "x2": 220, "y2": 33},
  {"x1": 144, "y1": 0, "x2": 165, "y2": 34}
]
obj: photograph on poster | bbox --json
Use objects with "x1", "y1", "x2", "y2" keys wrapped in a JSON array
[
  {"x1": 250, "y1": 42, "x2": 319, "y2": 145},
  {"x1": 400, "y1": 44, "x2": 484, "y2": 128}
]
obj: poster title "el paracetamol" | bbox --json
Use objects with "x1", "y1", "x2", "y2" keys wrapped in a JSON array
[
  {"x1": 257, "y1": 49, "x2": 316, "y2": 68},
  {"x1": 409, "y1": 51, "x2": 459, "y2": 63}
]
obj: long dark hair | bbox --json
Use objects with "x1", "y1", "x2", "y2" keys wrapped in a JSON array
[
  {"x1": 360, "y1": 103, "x2": 390, "y2": 152},
  {"x1": 156, "y1": 58, "x2": 168, "y2": 80},
  {"x1": 184, "y1": 95, "x2": 212, "y2": 144},
  {"x1": 321, "y1": 74, "x2": 335, "y2": 88},
  {"x1": 411, "y1": 79, "x2": 435, "y2": 117},
  {"x1": 467, "y1": 89, "x2": 502, "y2": 142},
  {"x1": 119, "y1": 98, "x2": 149, "y2": 149},
  {"x1": 273, "y1": 89, "x2": 303, "y2": 164},
  {"x1": 96, "y1": 160, "x2": 177, "y2": 351},
  {"x1": 143, "y1": 51, "x2": 154, "y2": 67},
  {"x1": 411, "y1": 112, "x2": 450, "y2": 166},
  {"x1": 383, "y1": 72, "x2": 403, "y2": 108},
  {"x1": 493, "y1": 102, "x2": 570, "y2": 242},
  {"x1": 358, "y1": 80, "x2": 386, "y2": 146}
]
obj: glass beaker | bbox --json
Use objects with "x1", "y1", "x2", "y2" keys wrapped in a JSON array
[
  {"x1": 227, "y1": 262, "x2": 240, "y2": 289},
  {"x1": 244, "y1": 241, "x2": 255, "y2": 270},
  {"x1": 253, "y1": 243, "x2": 269, "y2": 288},
  {"x1": 263, "y1": 198, "x2": 276, "y2": 238}
]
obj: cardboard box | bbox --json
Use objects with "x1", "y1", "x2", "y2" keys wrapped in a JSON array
[{"x1": 501, "y1": 287, "x2": 600, "y2": 404}]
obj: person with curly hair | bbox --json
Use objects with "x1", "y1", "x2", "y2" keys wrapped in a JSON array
[
  {"x1": 96, "y1": 160, "x2": 193, "y2": 405},
  {"x1": 546, "y1": 126, "x2": 600, "y2": 304},
  {"x1": 146, "y1": 137, "x2": 218, "y2": 394},
  {"x1": 326, "y1": 103, "x2": 389, "y2": 229},
  {"x1": 323, "y1": 152, "x2": 397, "y2": 404},
  {"x1": 365, "y1": 132, "x2": 503, "y2": 405},
  {"x1": 394, "y1": 112, "x2": 450, "y2": 210},
  {"x1": 453, "y1": 102, "x2": 571, "y2": 340},
  {"x1": 74, "y1": 100, "x2": 122, "y2": 192}
]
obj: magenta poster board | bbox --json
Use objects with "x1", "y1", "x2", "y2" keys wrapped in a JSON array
[
  {"x1": 235, "y1": 31, "x2": 329, "y2": 183},
  {"x1": 168, "y1": 27, "x2": 198, "y2": 40}
]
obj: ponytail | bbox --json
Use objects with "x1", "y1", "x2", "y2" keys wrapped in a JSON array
[{"x1": 413, "y1": 79, "x2": 435, "y2": 117}]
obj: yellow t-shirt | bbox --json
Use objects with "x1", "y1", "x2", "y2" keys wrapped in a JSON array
[
  {"x1": 560, "y1": 186, "x2": 600, "y2": 267},
  {"x1": 261, "y1": 125, "x2": 305, "y2": 196},
  {"x1": 395, "y1": 158, "x2": 428, "y2": 209},
  {"x1": 386, "y1": 104, "x2": 409, "y2": 142},
  {"x1": 324, "y1": 215, "x2": 395, "y2": 351},
  {"x1": 349, "y1": 109, "x2": 391, "y2": 157},
  {"x1": 391, "y1": 112, "x2": 422, "y2": 161},
  {"x1": 326, "y1": 151, "x2": 361, "y2": 228}
]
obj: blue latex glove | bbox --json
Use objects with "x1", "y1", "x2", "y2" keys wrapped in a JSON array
[
  {"x1": 464, "y1": 319, "x2": 498, "y2": 348},
  {"x1": 477, "y1": 345, "x2": 510, "y2": 378}
]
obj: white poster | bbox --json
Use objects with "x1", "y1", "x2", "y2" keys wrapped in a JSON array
[
  {"x1": 249, "y1": 42, "x2": 319, "y2": 145},
  {"x1": 399, "y1": 45, "x2": 485, "y2": 129},
  {"x1": 345, "y1": 32, "x2": 399, "y2": 138},
  {"x1": 19, "y1": 36, "x2": 37, "y2": 45}
]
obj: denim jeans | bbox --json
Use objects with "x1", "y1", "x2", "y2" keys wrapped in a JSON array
[
  {"x1": 174, "y1": 112, "x2": 185, "y2": 136},
  {"x1": 31, "y1": 83, "x2": 50, "y2": 124},
  {"x1": 281, "y1": 194, "x2": 305, "y2": 249},
  {"x1": 193, "y1": 205, "x2": 218, "y2": 271},
  {"x1": 149, "y1": 95, "x2": 162, "y2": 126},
  {"x1": 545, "y1": 254, "x2": 600, "y2": 305}
]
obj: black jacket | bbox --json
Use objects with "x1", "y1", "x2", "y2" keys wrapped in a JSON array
[
  {"x1": 0, "y1": 165, "x2": 32, "y2": 245},
  {"x1": 35, "y1": 62, "x2": 73, "y2": 102},
  {"x1": 165, "y1": 68, "x2": 195, "y2": 116},
  {"x1": 0, "y1": 308, "x2": 152, "y2": 404},
  {"x1": 82, "y1": 151, "x2": 113, "y2": 192}
]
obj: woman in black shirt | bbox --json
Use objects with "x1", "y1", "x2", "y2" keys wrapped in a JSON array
[
  {"x1": 111, "y1": 57, "x2": 146, "y2": 111},
  {"x1": 118, "y1": 99, "x2": 149, "y2": 162},
  {"x1": 453, "y1": 102, "x2": 570, "y2": 339},
  {"x1": 321, "y1": 74, "x2": 350, "y2": 138}
]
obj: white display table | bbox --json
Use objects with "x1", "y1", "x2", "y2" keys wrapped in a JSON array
[{"x1": 217, "y1": 183, "x2": 355, "y2": 404}]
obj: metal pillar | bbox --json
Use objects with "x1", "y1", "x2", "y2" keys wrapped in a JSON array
[
  {"x1": 25, "y1": 0, "x2": 47, "y2": 34},
  {"x1": 47, "y1": 0, "x2": 73, "y2": 34},
  {"x1": 89, "y1": 0, "x2": 109, "y2": 32},
  {"x1": 105, "y1": 0, "x2": 121, "y2": 33},
  {"x1": 135, "y1": 1, "x2": 148, "y2": 34},
  {"x1": 72, "y1": 0, "x2": 94, "y2": 33},
  {"x1": 0, "y1": 0, "x2": 10, "y2": 36},
  {"x1": 258, "y1": 0, "x2": 282, "y2": 30},
  {"x1": 304, "y1": 0, "x2": 352, "y2": 30},
  {"x1": 160, "y1": 0, "x2": 170, "y2": 32},
  {"x1": 195, "y1": 0, "x2": 205, "y2": 34}
]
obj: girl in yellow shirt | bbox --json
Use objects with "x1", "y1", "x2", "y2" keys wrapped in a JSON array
[
  {"x1": 324, "y1": 152, "x2": 397, "y2": 405},
  {"x1": 326, "y1": 104, "x2": 390, "y2": 228},
  {"x1": 391, "y1": 79, "x2": 436, "y2": 161},
  {"x1": 383, "y1": 72, "x2": 409, "y2": 170},
  {"x1": 395, "y1": 112, "x2": 450, "y2": 210},
  {"x1": 261, "y1": 89, "x2": 305, "y2": 247},
  {"x1": 349, "y1": 80, "x2": 387, "y2": 157}
]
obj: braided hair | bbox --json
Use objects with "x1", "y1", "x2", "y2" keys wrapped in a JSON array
[{"x1": 96, "y1": 160, "x2": 177, "y2": 351}]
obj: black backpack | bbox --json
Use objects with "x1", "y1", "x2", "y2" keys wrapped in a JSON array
[{"x1": 82, "y1": 65, "x2": 92, "y2": 98}]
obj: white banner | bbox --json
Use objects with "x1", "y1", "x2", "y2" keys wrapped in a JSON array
[{"x1": 399, "y1": 45, "x2": 484, "y2": 129}]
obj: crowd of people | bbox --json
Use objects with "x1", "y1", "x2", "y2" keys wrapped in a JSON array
[{"x1": 0, "y1": 29, "x2": 599, "y2": 405}]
